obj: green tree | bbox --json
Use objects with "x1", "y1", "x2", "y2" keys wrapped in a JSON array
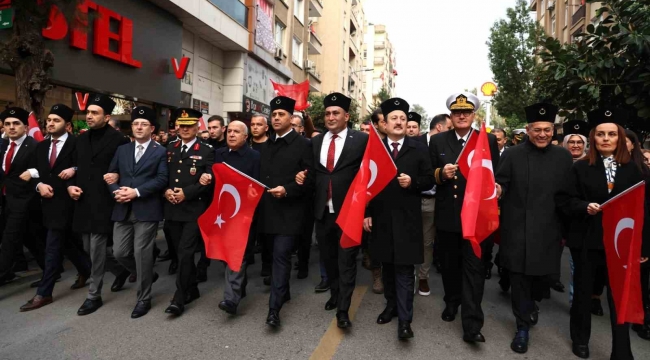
[
  {"x1": 535, "y1": 0, "x2": 650, "y2": 139},
  {"x1": 375, "y1": 85, "x2": 390, "y2": 106},
  {"x1": 0, "y1": 1, "x2": 81, "y2": 118},
  {"x1": 486, "y1": 0, "x2": 542, "y2": 123}
]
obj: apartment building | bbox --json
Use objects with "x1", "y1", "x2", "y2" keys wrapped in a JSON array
[
  {"x1": 363, "y1": 23, "x2": 397, "y2": 114},
  {"x1": 530, "y1": 0, "x2": 602, "y2": 44}
]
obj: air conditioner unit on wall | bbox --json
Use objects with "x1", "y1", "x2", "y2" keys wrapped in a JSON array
[
  {"x1": 274, "y1": 48, "x2": 283, "y2": 60},
  {"x1": 304, "y1": 60, "x2": 315, "y2": 70}
]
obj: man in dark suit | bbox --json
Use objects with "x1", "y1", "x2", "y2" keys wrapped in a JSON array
[
  {"x1": 363, "y1": 98, "x2": 434, "y2": 340},
  {"x1": 406, "y1": 112, "x2": 422, "y2": 138},
  {"x1": 163, "y1": 108, "x2": 214, "y2": 317},
  {"x1": 259, "y1": 96, "x2": 313, "y2": 327},
  {"x1": 19, "y1": 104, "x2": 91, "y2": 311},
  {"x1": 199, "y1": 120, "x2": 261, "y2": 315},
  {"x1": 296, "y1": 93, "x2": 368, "y2": 328},
  {"x1": 68, "y1": 94, "x2": 131, "y2": 316},
  {"x1": 429, "y1": 93, "x2": 500, "y2": 343},
  {"x1": 0, "y1": 107, "x2": 46, "y2": 285},
  {"x1": 104, "y1": 106, "x2": 168, "y2": 318}
]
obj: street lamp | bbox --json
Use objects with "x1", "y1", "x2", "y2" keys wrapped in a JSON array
[{"x1": 348, "y1": 68, "x2": 373, "y2": 96}]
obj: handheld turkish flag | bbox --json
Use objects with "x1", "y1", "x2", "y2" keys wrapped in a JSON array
[
  {"x1": 456, "y1": 129, "x2": 478, "y2": 179},
  {"x1": 460, "y1": 123, "x2": 499, "y2": 258},
  {"x1": 27, "y1": 112, "x2": 44, "y2": 142},
  {"x1": 600, "y1": 181, "x2": 645, "y2": 325},
  {"x1": 271, "y1": 79, "x2": 310, "y2": 111},
  {"x1": 198, "y1": 163, "x2": 265, "y2": 272},
  {"x1": 336, "y1": 126, "x2": 396, "y2": 248}
]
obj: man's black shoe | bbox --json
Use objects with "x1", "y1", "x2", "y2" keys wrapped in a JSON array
[
  {"x1": 336, "y1": 311, "x2": 352, "y2": 328},
  {"x1": 168, "y1": 260, "x2": 178, "y2": 275},
  {"x1": 530, "y1": 304, "x2": 539, "y2": 325},
  {"x1": 551, "y1": 281, "x2": 565, "y2": 293},
  {"x1": 165, "y1": 301, "x2": 184, "y2": 316},
  {"x1": 397, "y1": 321, "x2": 414, "y2": 340},
  {"x1": 314, "y1": 279, "x2": 330, "y2": 293},
  {"x1": 572, "y1": 343, "x2": 589, "y2": 359},
  {"x1": 463, "y1": 332, "x2": 486, "y2": 343},
  {"x1": 131, "y1": 300, "x2": 151, "y2": 319},
  {"x1": 111, "y1": 271, "x2": 130, "y2": 292},
  {"x1": 325, "y1": 296, "x2": 337, "y2": 311},
  {"x1": 218, "y1": 300, "x2": 238, "y2": 315},
  {"x1": 376, "y1": 306, "x2": 397, "y2": 324},
  {"x1": 441, "y1": 304, "x2": 459, "y2": 322},
  {"x1": 77, "y1": 298, "x2": 103, "y2": 316},
  {"x1": 158, "y1": 250, "x2": 172, "y2": 261},
  {"x1": 266, "y1": 309, "x2": 281, "y2": 327},
  {"x1": 185, "y1": 287, "x2": 201, "y2": 304},
  {"x1": 510, "y1": 330, "x2": 529, "y2": 353}
]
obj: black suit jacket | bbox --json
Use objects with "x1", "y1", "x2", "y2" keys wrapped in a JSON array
[
  {"x1": 368, "y1": 136, "x2": 434, "y2": 264},
  {"x1": 564, "y1": 158, "x2": 644, "y2": 250},
  {"x1": 258, "y1": 130, "x2": 313, "y2": 236},
  {"x1": 414, "y1": 134, "x2": 428, "y2": 146},
  {"x1": 0, "y1": 136, "x2": 39, "y2": 211},
  {"x1": 71, "y1": 126, "x2": 130, "y2": 234},
  {"x1": 30, "y1": 135, "x2": 77, "y2": 230},
  {"x1": 310, "y1": 129, "x2": 368, "y2": 220},
  {"x1": 429, "y1": 129, "x2": 500, "y2": 233}
]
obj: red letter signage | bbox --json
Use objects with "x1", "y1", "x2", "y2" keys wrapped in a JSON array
[
  {"x1": 75, "y1": 92, "x2": 89, "y2": 111},
  {"x1": 171, "y1": 57, "x2": 191, "y2": 79}
]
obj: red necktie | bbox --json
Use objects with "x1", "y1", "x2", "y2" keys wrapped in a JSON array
[
  {"x1": 4, "y1": 141, "x2": 16, "y2": 174},
  {"x1": 50, "y1": 139, "x2": 59, "y2": 168},
  {"x1": 326, "y1": 134, "x2": 338, "y2": 201},
  {"x1": 391, "y1": 142, "x2": 399, "y2": 159}
]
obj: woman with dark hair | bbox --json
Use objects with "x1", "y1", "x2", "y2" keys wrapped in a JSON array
[
  {"x1": 625, "y1": 129, "x2": 650, "y2": 340},
  {"x1": 565, "y1": 107, "x2": 644, "y2": 359}
]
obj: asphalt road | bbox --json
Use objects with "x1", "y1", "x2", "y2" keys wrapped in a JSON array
[{"x1": 0, "y1": 239, "x2": 649, "y2": 360}]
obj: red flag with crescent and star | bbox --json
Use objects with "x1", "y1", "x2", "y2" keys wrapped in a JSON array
[
  {"x1": 198, "y1": 163, "x2": 265, "y2": 272},
  {"x1": 28, "y1": 112, "x2": 44, "y2": 142},
  {"x1": 601, "y1": 181, "x2": 645, "y2": 324},
  {"x1": 456, "y1": 129, "x2": 478, "y2": 178},
  {"x1": 336, "y1": 126, "x2": 396, "y2": 248},
  {"x1": 460, "y1": 123, "x2": 499, "y2": 258}
]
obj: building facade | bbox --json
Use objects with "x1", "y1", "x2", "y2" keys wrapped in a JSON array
[
  {"x1": 530, "y1": 0, "x2": 602, "y2": 44},
  {"x1": 363, "y1": 23, "x2": 397, "y2": 114}
]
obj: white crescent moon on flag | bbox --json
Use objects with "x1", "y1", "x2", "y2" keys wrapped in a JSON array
[
  {"x1": 614, "y1": 218, "x2": 634, "y2": 269},
  {"x1": 28, "y1": 128, "x2": 40, "y2": 137},
  {"x1": 482, "y1": 159, "x2": 497, "y2": 200},
  {"x1": 218, "y1": 184, "x2": 241, "y2": 218},
  {"x1": 367, "y1": 160, "x2": 378, "y2": 189},
  {"x1": 467, "y1": 150, "x2": 475, "y2": 167}
]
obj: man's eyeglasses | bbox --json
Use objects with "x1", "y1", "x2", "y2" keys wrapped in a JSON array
[{"x1": 451, "y1": 110, "x2": 473, "y2": 117}]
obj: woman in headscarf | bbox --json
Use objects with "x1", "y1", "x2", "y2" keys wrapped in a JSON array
[
  {"x1": 564, "y1": 107, "x2": 643, "y2": 359},
  {"x1": 625, "y1": 129, "x2": 650, "y2": 340}
]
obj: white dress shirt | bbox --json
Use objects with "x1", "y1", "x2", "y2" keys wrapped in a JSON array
[
  {"x1": 320, "y1": 128, "x2": 348, "y2": 213},
  {"x1": 35, "y1": 133, "x2": 69, "y2": 190},
  {"x1": 181, "y1": 137, "x2": 197, "y2": 150},
  {"x1": 2, "y1": 134, "x2": 28, "y2": 173},
  {"x1": 132, "y1": 139, "x2": 152, "y2": 198},
  {"x1": 456, "y1": 131, "x2": 470, "y2": 144},
  {"x1": 387, "y1": 136, "x2": 405, "y2": 153},
  {"x1": 275, "y1": 128, "x2": 294, "y2": 140}
]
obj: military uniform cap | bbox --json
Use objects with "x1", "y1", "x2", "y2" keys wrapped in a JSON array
[
  {"x1": 587, "y1": 106, "x2": 628, "y2": 128},
  {"x1": 87, "y1": 94, "x2": 116, "y2": 115},
  {"x1": 407, "y1": 112, "x2": 422, "y2": 125},
  {"x1": 380, "y1": 97, "x2": 409, "y2": 118},
  {"x1": 562, "y1": 120, "x2": 590, "y2": 138},
  {"x1": 173, "y1": 108, "x2": 202, "y2": 126},
  {"x1": 0, "y1": 107, "x2": 29, "y2": 125},
  {"x1": 446, "y1": 93, "x2": 480, "y2": 112},
  {"x1": 324, "y1": 92, "x2": 351, "y2": 112},
  {"x1": 270, "y1": 96, "x2": 296, "y2": 114},
  {"x1": 524, "y1": 103, "x2": 558, "y2": 123}
]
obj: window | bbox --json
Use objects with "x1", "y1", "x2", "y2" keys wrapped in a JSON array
[
  {"x1": 293, "y1": 0, "x2": 304, "y2": 23},
  {"x1": 274, "y1": 20, "x2": 286, "y2": 51},
  {"x1": 292, "y1": 36, "x2": 303, "y2": 66},
  {"x1": 552, "y1": 15, "x2": 556, "y2": 35},
  {"x1": 564, "y1": 2, "x2": 568, "y2": 27}
]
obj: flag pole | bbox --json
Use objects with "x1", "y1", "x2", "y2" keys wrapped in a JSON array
[
  {"x1": 454, "y1": 128, "x2": 475, "y2": 164},
  {"x1": 221, "y1": 163, "x2": 271, "y2": 189},
  {"x1": 600, "y1": 181, "x2": 645, "y2": 209}
]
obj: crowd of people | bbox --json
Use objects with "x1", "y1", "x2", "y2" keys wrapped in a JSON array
[{"x1": 0, "y1": 91, "x2": 648, "y2": 359}]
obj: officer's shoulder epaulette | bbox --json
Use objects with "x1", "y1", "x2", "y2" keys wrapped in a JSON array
[
  {"x1": 203, "y1": 143, "x2": 213, "y2": 149},
  {"x1": 168, "y1": 138, "x2": 180, "y2": 143}
]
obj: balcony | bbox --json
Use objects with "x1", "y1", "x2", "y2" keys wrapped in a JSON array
[
  {"x1": 375, "y1": 24, "x2": 386, "y2": 33},
  {"x1": 351, "y1": 0, "x2": 358, "y2": 6},
  {"x1": 572, "y1": 5, "x2": 586, "y2": 26},
  {"x1": 308, "y1": 31, "x2": 322, "y2": 55},
  {"x1": 207, "y1": 0, "x2": 248, "y2": 28},
  {"x1": 309, "y1": 0, "x2": 323, "y2": 18},
  {"x1": 374, "y1": 57, "x2": 384, "y2": 65},
  {"x1": 374, "y1": 41, "x2": 385, "y2": 49},
  {"x1": 529, "y1": 0, "x2": 537, "y2": 11}
]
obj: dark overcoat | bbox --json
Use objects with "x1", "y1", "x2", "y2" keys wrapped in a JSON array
[{"x1": 368, "y1": 136, "x2": 434, "y2": 265}]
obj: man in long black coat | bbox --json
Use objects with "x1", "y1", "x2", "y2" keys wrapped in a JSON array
[
  {"x1": 364, "y1": 97, "x2": 434, "y2": 340},
  {"x1": 259, "y1": 96, "x2": 313, "y2": 327},
  {"x1": 495, "y1": 103, "x2": 573, "y2": 354},
  {"x1": 68, "y1": 95, "x2": 130, "y2": 316},
  {"x1": 429, "y1": 93, "x2": 499, "y2": 343},
  {"x1": 297, "y1": 93, "x2": 368, "y2": 328}
]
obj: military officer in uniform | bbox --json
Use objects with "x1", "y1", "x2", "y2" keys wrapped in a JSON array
[
  {"x1": 163, "y1": 108, "x2": 215, "y2": 317},
  {"x1": 429, "y1": 93, "x2": 500, "y2": 343}
]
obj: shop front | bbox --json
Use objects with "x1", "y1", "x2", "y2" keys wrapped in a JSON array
[{"x1": 0, "y1": 0, "x2": 183, "y2": 133}]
